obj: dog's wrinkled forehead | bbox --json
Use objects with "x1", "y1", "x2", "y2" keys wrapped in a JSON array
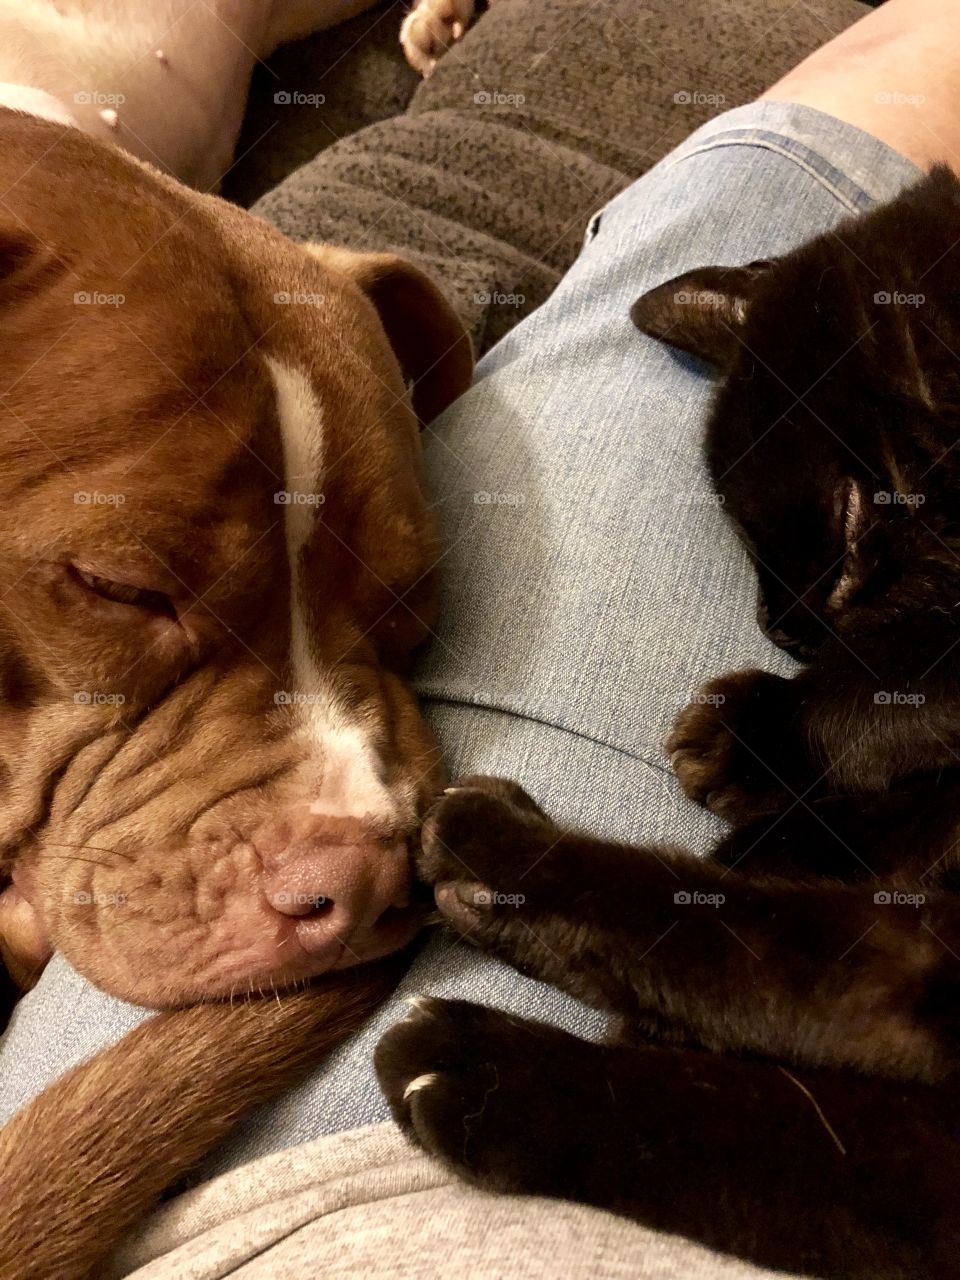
[
  {"x1": 0, "y1": 113, "x2": 471, "y2": 678},
  {"x1": 0, "y1": 120, "x2": 361, "y2": 589}
]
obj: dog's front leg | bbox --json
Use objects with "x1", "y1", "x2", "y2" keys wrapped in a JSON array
[{"x1": 0, "y1": 878, "x2": 50, "y2": 1022}]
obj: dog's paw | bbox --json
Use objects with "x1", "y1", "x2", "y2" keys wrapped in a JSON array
[
  {"x1": 418, "y1": 776, "x2": 557, "y2": 932},
  {"x1": 400, "y1": 0, "x2": 476, "y2": 76},
  {"x1": 0, "y1": 882, "x2": 51, "y2": 993},
  {"x1": 665, "y1": 669, "x2": 790, "y2": 823},
  {"x1": 375, "y1": 996, "x2": 588, "y2": 1192}
]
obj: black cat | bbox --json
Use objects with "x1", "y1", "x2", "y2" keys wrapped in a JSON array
[{"x1": 374, "y1": 165, "x2": 960, "y2": 1279}]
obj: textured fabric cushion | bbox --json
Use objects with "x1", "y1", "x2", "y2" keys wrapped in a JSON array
[{"x1": 244, "y1": 0, "x2": 870, "y2": 353}]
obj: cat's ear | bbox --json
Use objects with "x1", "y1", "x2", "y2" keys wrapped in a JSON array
[{"x1": 630, "y1": 262, "x2": 772, "y2": 369}]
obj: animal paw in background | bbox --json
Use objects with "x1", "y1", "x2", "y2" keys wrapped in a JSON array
[
  {"x1": 400, "y1": 0, "x2": 478, "y2": 76},
  {"x1": 666, "y1": 668, "x2": 796, "y2": 824}
]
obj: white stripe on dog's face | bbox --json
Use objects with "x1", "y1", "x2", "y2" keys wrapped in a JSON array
[{"x1": 266, "y1": 356, "x2": 396, "y2": 822}]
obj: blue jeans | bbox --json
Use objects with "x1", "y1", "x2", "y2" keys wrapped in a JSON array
[{"x1": 0, "y1": 101, "x2": 920, "y2": 1178}]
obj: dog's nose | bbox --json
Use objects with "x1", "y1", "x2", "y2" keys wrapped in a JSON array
[
  {"x1": 264, "y1": 860, "x2": 335, "y2": 921},
  {"x1": 257, "y1": 814, "x2": 416, "y2": 964}
]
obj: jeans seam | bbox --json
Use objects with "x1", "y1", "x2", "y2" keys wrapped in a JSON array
[
  {"x1": 423, "y1": 692, "x2": 674, "y2": 776},
  {"x1": 664, "y1": 135, "x2": 867, "y2": 214}
]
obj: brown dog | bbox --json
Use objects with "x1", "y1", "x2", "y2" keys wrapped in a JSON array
[
  {"x1": 0, "y1": 110, "x2": 472, "y2": 1279},
  {"x1": 0, "y1": 110, "x2": 472, "y2": 1009}
]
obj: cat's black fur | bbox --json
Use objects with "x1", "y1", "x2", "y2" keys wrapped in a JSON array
[{"x1": 374, "y1": 165, "x2": 960, "y2": 1278}]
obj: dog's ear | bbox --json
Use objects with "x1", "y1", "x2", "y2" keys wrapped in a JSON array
[
  {"x1": 631, "y1": 262, "x2": 772, "y2": 370},
  {"x1": 304, "y1": 245, "x2": 474, "y2": 426}
]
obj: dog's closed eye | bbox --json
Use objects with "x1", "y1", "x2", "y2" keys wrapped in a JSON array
[{"x1": 74, "y1": 567, "x2": 176, "y2": 617}]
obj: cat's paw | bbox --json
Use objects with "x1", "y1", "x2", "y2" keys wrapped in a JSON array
[
  {"x1": 419, "y1": 776, "x2": 555, "y2": 889},
  {"x1": 400, "y1": 0, "x2": 476, "y2": 77},
  {"x1": 419, "y1": 780, "x2": 568, "y2": 961},
  {"x1": 666, "y1": 669, "x2": 792, "y2": 823},
  {"x1": 375, "y1": 996, "x2": 598, "y2": 1194}
]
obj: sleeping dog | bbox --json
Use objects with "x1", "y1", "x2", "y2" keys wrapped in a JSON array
[
  {"x1": 0, "y1": 112, "x2": 473, "y2": 1013},
  {"x1": 0, "y1": 10, "x2": 474, "y2": 1274},
  {"x1": 0, "y1": 0, "x2": 474, "y2": 1015}
]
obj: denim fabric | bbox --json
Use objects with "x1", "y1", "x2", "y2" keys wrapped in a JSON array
[{"x1": 0, "y1": 103, "x2": 921, "y2": 1178}]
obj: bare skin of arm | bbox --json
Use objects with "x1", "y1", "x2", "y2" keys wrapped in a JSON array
[{"x1": 762, "y1": 0, "x2": 960, "y2": 171}]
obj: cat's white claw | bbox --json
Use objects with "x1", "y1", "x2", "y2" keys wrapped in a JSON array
[{"x1": 403, "y1": 1072, "x2": 439, "y2": 1101}]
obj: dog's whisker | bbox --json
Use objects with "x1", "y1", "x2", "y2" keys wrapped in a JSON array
[
  {"x1": 34, "y1": 840, "x2": 135, "y2": 863},
  {"x1": 27, "y1": 851, "x2": 125, "y2": 872}
]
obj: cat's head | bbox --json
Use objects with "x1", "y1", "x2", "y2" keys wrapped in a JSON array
[{"x1": 632, "y1": 165, "x2": 960, "y2": 660}]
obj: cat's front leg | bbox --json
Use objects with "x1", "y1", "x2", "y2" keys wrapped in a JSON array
[
  {"x1": 375, "y1": 998, "x2": 959, "y2": 1280},
  {"x1": 417, "y1": 775, "x2": 660, "y2": 984},
  {"x1": 416, "y1": 776, "x2": 593, "y2": 977},
  {"x1": 418, "y1": 780, "x2": 759, "y2": 1030},
  {"x1": 419, "y1": 782, "x2": 960, "y2": 1079}
]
